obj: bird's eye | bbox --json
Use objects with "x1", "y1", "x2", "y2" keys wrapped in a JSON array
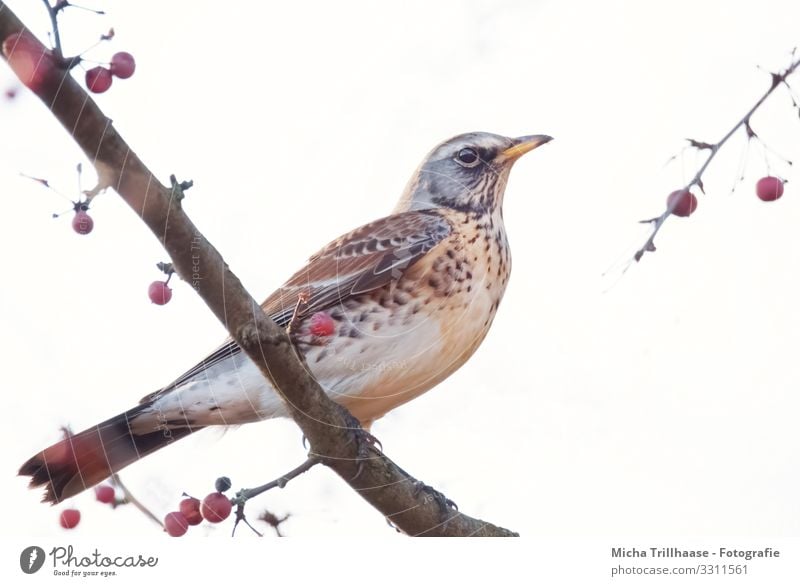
[{"x1": 455, "y1": 147, "x2": 480, "y2": 168}]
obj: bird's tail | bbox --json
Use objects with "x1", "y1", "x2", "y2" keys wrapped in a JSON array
[{"x1": 19, "y1": 404, "x2": 197, "y2": 504}]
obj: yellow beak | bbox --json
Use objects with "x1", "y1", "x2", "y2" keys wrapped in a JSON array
[{"x1": 499, "y1": 134, "x2": 553, "y2": 161}]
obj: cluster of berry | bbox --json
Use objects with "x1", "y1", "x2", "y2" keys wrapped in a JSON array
[
  {"x1": 58, "y1": 478, "x2": 234, "y2": 536},
  {"x1": 85, "y1": 51, "x2": 135, "y2": 94}
]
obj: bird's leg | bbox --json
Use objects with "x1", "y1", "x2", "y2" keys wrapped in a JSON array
[
  {"x1": 230, "y1": 456, "x2": 320, "y2": 536},
  {"x1": 323, "y1": 405, "x2": 382, "y2": 481}
]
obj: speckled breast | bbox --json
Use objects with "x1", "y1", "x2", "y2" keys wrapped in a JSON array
[{"x1": 293, "y1": 209, "x2": 511, "y2": 426}]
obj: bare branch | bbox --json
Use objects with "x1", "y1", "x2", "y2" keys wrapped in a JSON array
[
  {"x1": 635, "y1": 55, "x2": 800, "y2": 262},
  {"x1": 234, "y1": 457, "x2": 320, "y2": 505},
  {"x1": 232, "y1": 457, "x2": 319, "y2": 537}
]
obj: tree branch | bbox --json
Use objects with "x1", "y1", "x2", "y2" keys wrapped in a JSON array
[
  {"x1": 634, "y1": 54, "x2": 800, "y2": 262},
  {"x1": 0, "y1": 3, "x2": 517, "y2": 537}
]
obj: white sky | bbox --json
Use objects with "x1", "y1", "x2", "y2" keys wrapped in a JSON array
[{"x1": 1, "y1": 0, "x2": 799, "y2": 567}]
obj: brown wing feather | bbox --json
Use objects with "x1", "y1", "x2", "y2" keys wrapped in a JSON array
[
  {"x1": 261, "y1": 209, "x2": 452, "y2": 323},
  {"x1": 141, "y1": 210, "x2": 451, "y2": 402}
]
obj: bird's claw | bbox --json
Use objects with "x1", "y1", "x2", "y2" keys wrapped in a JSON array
[
  {"x1": 412, "y1": 480, "x2": 458, "y2": 512},
  {"x1": 337, "y1": 408, "x2": 381, "y2": 480}
]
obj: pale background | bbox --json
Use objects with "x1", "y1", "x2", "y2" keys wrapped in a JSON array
[{"x1": 1, "y1": 0, "x2": 799, "y2": 555}]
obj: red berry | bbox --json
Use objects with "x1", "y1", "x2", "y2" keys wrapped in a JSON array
[
  {"x1": 164, "y1": 511, "x2": 189, "y2": 537},
  {"x1": 85, "y1": 66, "x2": 113, "y2": 93},
  {"x1": 110, "y1": 52, "x2": 136, "y2": 79},
  {"x1": 72, "y1": 210, "x2": 94, "y2": 235},
  {"x1": 756, "y1": 176, "x2": 784, "y2": 202},
  {"x1": 309, "y1": 312, "x2": 335, "y2": 336},
  {"x1": 59, "y1": 508, "x2": 80, "y2": 529},
  {"x1": 2, "y1": 32, "x2": 57, "y2": 92},
  {"x1": 201, "y1": 492, "x2": 232, "y2": 523},
  {"x1": 179, "y1": 497, "x2": 203, "y2": 526},
  {"x1": 148, "y1": 281, "x2": 172, "y2": 305},
  {"x1": 94, "y1": 484, "x2": 115, "y2": 505},
  {"x1": 666, "y1": 189, "x2": 697, "y2": 217}
]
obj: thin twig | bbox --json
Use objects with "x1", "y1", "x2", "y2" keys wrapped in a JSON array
[
  {"x1": 235, "y1": 457, "x2": 319, "y2": 503},
  {"x1": 232, "y1": 514, "x2": 263, "y2": 537},
  {"x1": 231, "y1": 457, "x2": 319, "y2": 536},
  {"x1": 40, "y1": 0, "x2": 62, "y2": 57},
  {"x1": 635, "y1": 55, "x2": 800, "y2": 262},
  {"x1": 111, "y1": 473, "x2": 164, "y2": 529},
  {"x1": 286, "y1": 290, "x2": 309, "y2": 335}
]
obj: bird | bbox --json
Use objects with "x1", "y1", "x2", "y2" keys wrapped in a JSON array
[{"x1": 19, "y1": 131, "x2": 552, "y2": 503}]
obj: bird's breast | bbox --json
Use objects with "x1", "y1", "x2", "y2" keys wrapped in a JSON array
[{"x1": 294, "y1": 211, "x2": 511, "y2": 425}]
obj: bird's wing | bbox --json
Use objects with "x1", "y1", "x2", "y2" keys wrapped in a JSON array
[
  {"x1": 261, "y1": 209, "x2": 452, "y2": 323},
  {"x1": 140, "y1": 210, "x2": 452, "y2": 403}
]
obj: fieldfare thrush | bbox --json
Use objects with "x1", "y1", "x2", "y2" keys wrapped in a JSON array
[{"x1": 20, "y1": 131, "x2": 552, "y2": 503}]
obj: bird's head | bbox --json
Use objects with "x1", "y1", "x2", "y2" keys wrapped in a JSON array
[{"x1": 395, "y1": 131, "x2": 552, "y2": 214}]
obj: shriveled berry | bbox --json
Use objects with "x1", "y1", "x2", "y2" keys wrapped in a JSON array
[
  {"x1": 94, "y1": 484, "x2": 115, "y2": 505},
  {"x1": 148, "y1": 281, "x2": 172, "y2": 305},
  {"x1": 215, "y1": 476, "x2": 232, "y2": 493},
  {"x1": 72, "y1": 210, "x2": 94, "y2": 235},
  {"x1": 309, "y1": 312, "x2": 335, "y2": 336},
  {"x1": 164, "y1": 511, "x2": 189, "y2": 537},
  {"x1": 756, "y1": 176, "x2": 784, "y2": 202},
  {"x1": 666, "y1": 189, "x2": 697, "y2": 217},
  {"x1": 110, "y1": 52, "x2": 136, "y2": 79},
  {"x1": 85, "y1": 66, "x2": 113, "y2": 93},
  {"x1": 201, "y1": 492, "x2": 232, "y2": 523},
  {"x1": 179, "y1": 497, "x2": 203, "y2": 526},
  {"x1": 59, "y1": 508, "x2": 80, "y2": 529}
]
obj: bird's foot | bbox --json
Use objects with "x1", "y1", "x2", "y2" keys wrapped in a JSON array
[{"x1": 335, "y1": 407, "x2": 381, "y2": 480}]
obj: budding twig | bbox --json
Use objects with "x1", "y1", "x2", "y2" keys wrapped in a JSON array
[{"x1": 635, "y1": 54, "x2": 800, "y2": 263}]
